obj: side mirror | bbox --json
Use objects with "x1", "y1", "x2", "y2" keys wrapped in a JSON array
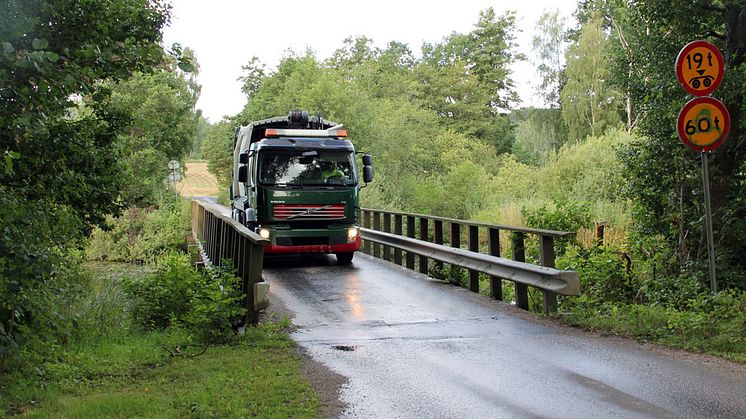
[
  {"x1": 363, "y1": 165, "x2": 373, "y2": 183},
  {"x1": 238, "y1": 166, "x2": 248, "y2": 183},
  {"x1": 362, "y1": 154, "x2": 373, "y2": 166},
  {"x1": 239, "y1": 151, "x2": 250, "y2": 164}
]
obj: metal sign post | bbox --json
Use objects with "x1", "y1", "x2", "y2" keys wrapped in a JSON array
[{"x1": 700, "y1": 152, "x2": 717, "y2": 292}]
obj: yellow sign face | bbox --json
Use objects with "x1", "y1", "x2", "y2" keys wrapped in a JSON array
[
  {"x1": 677, "y1": 97, "x2": 730, "y2": 152},
  {"x1": 676, "y1": 41, "x2": 724, "y2": 96}
]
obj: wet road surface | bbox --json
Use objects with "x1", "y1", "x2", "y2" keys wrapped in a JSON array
[{"x1": 264, "y1": 252, "x2": 746, "y2": 418}]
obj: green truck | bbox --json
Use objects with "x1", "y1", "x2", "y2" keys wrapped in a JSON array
[{"x1": 230, "y1": 111, "x2": 373, "y2": 264}]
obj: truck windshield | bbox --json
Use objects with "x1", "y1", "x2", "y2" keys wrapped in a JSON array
[{"x1": 258, "y1": 150, "x2": 357, "y2": 187}]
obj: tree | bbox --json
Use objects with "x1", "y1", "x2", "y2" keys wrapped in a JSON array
[
  {"x1": 512, "y1": 108, "x2": 564, "y2": 165},
  {"x1": 190, "y1": 112, "x2": 210, "y2": 159},
  {"x1": 201, "y1": 122, "x2": 236, "y2": 186},
  {"x1": 561, "y1": 15, "x2": 623, "y2": 142},
  {"x1": 0, "y1": 0, "x2": 172, "y2": 362},
  {"x1": 598, "y1": 0, "x2": 746, "y2": 289},
  {"x1": 532, "y1": 9, "x2": 569, "y2": 108},
  {"x1": 238, "y1": 56, "x2": 267, "y2": 99},
  {"x1": 106, "y1": 68, "x2": 199, "y2": 204},
  {"x1": 415, "y1": 8, "x2": 523, "y2": 144}
]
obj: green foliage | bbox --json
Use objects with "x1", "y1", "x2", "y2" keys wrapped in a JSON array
[
  {"x1": 0, "y1": 0, "x2": 177, "y2": 365},
  {"x1": 86, "y1": 194, "x2": 191, "y2": 263},
  {"x1": 561, "y1": 14, "x2": 623, "y2": 142},
  {"x1": 7, "y1": 323, "x2": 320, "y2": 418},
  {"x1": 561, "y1": 290, "x2": 746, "y2": 360},
  {"x1": 122, "y1": 252, "x2": 246, "y2": 343},
  {"x1": 122, "y1": 253, "x2": 194, "y2": 330},
  {"x1": 429, "y1": 264, "x2": 468, "y2": 288},
  {"x1": 0, "y1": 186, "x2": 82, "y2": 365},
  {"x1": 183, "y1": 264, "x2": 246, "y2": 344},
  {"x1": 531, "y1": 9, "x2": 569, "y2": 108},
  {"x1": 558, "y1": 245, "x2": 634, "y2": 303},
  {"x1": 595, "y1": 0, "x2": 746, "y2": 289},
  {"x1": 189, "y1": 113, "x2": 210, "y2": 159},
  {"x1": 200, "y1": 122, "x2": 236, "y2": 186},
  {"x1": 523, "y1": 200, "x2": 593, "y2": 259},
  {"x1": 524, "y1": 201, "x2": 593, "y2": 234},
  {"x1": 106, "y1": 69, "x2": 199, "y2": 205},
  {"x1": 512, "y1": 108, "x2": 567, "y2": 165}
]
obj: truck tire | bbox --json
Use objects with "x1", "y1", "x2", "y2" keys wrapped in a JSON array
[{"x1": 336, "y1": 252, "x2": 354, "y2": 265}]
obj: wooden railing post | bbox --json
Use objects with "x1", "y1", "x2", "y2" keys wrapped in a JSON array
[
  {"x1": 468, "y1": 225, "x2": 479, "y2": 293},
  {"x1": 363, "y1": 210, "x2": 371, "y2": 254},
  {"x1": 394, "y1": 214, "x2": 403, "y2": 265},
  {"x1": 383, "y1": 213, "x2": 392, "y2": 261},
  {"x1": 540, "y1": 235, "x2": 558, "y2": 314},
  {"x1": 488, "y1": 228, "x2": 502, "y2": 301},
  {"x1": 512, "y1": 232, "x2": 529, "y2": 310},
  {"x1": 434, "y1": 219, "x2": 443, "y2": 271},
  {"x1": 373, "y1": 212, "x2": 381, "y2": 258},
  {"x1": 418, "y1": 218, "x2": 429, "y2": 274},
  {"x1": 450, "y1": 222, "x2": 461, "y2": 249},
  {"x1": 406, "y1": 216, "x2": 416, "y2": 270}
]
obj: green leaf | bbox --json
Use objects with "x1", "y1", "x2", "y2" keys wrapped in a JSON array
[
  {"x1": 4, "y1": 150, "x2": 20, "y2": 175},
  {"x1": 32, "y1": 38, "x2": 49, "y2": 50},
  {"x1": 14, "y1": 57, "x2": 29, "y2": 68},
  {"x1": 177, "y1": 60, "x2": 195, "y2": 73},
  {"x1": 45, "y1": 52, "x2": 60, "y2": 62},
  {"x1": 2, "y1": 42, "x2": 14, "y2": 54}
]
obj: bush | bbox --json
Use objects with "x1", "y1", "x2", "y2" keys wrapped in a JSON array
[
  {"x1": 122, "y1": 252, "x2": 245, "y2": 343},
  {"x1": 86, "y1": 194, "x2": 190, "y2": 263},
  {"x1": 558, "y1": 245, "x2": 636, "y2": 304}
]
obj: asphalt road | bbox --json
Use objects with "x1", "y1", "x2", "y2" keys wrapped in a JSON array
[{"x1": 264, "y1": 252, "x2": 746, "y2": 418}]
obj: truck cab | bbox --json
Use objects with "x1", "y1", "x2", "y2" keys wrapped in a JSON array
[{"x1": 231, "y1": 111, "x2": 373, "y2": 264}]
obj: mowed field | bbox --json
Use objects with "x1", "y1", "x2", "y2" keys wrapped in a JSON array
[{"x1": 177, "y1": 160, "x2": 220, "y2": 197}]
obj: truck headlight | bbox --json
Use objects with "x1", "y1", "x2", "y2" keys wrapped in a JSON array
[
  {"x1": 348, "y1": 226, "x2": 359, "y2": 240},
  {"x1": 258, "y1": 228, "x2": 271, "y2": 239}
]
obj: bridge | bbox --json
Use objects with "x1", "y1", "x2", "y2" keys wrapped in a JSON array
[{"x1": 191, "y1": 198, "x2": 746, "y2": 417}]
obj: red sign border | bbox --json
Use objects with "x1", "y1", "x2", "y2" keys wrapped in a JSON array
[
  {"x1": 677, "y1": 97, "x2": 730, "y2": 152},
  {"x1": 675, "y1": 40, "x2": 724, "y2": 97}
]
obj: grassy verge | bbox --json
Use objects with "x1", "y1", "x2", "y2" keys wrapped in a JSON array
[
  {"x1": 6, "y1": 262, "x2": 321, "y2": 418},
  {"x1": 558, "y1": 299, "x2": 746, "y2": 363},
  {"x1": 16, "y1": 324, "x2": 320, "y2": 418}
]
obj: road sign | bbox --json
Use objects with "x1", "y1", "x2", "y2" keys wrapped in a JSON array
[
  {"x1": 677, "y1": 97, "x2": 730, "y2": 152},
  {"x1": 168, "y1": 160, "x2": 180, "y2": 170},
  {"x1": 168, "y1": 172, "x2": 181, "y2": 182},
  {"x1": 676, "y1": 40, "x2": 724, "y2": 96}
]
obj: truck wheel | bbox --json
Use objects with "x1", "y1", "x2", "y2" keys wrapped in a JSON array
[{"x1": 336, "y1": 252, "x2": 354, "y2": 265}]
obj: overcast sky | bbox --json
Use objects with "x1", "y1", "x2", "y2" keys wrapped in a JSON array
[{"x1": 162, "y1": 0, "x2": 578, "y2": 122}]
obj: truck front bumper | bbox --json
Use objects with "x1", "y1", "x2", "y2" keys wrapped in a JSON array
[{"x1": 264, "y1": 235, "x2": 361, "y2": 254}]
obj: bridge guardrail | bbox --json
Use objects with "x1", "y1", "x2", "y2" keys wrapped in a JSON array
[
  {"x1": 191, "y1": 199, "x2": 269, "y2": 324},
  {"x1": 360, "y1": 208, "x2": 579, "y2": 314}
]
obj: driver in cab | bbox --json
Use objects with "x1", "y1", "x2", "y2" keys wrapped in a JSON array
[{"x1": 321, "y1": 161, "x2": 344, "y2": 182}]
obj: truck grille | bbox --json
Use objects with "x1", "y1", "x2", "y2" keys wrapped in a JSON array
[{"x1": 273, "y1": 204, "x2": 345, "y2": 220}]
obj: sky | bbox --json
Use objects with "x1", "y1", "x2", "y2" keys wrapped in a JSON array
[{"x1": 162, "y1": 0, "x2": 578, "y2": 122}]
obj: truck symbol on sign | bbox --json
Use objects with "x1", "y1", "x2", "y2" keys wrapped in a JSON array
[{"x1": 689, "y1": 74, "x2": 714, "y2": 89}]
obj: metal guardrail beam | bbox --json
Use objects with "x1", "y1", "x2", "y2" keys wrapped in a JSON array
[
  {"x1": 361, "y1": 228, "x2": 579, "y2": 297},
  {"x1": 191, "y1": 199, "x2": 270, "y2": 324}
]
